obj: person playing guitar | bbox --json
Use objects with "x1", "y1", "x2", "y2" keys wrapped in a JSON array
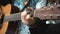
[{"x1": 0, "y1": 0, "x2": 58, "y2": 34}]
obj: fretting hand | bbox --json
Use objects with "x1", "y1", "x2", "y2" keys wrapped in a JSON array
[{"x1": 21, "y1": 9, "x2": 35, "y2": 25}]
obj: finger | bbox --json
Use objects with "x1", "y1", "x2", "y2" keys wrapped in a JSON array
[
  {"x1": 26, "y1": 14, "x2": 33, "y2": 20},
  {"x1": 21, "y1": 11, "x2": 27, "y2": 16}
]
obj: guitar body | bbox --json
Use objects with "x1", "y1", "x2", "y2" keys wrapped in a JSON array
[
  {"x1": 0, "y1": 4, "x2": 19, "y2": 34},
  {"x1": 6, "y1": 5, "x2": 20, "y2": 34}
]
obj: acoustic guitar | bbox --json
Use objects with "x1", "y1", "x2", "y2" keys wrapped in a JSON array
[
  {"x1": 0, "y1": 3, "x2": 20, "y2": 34},
  {"x1": 2, "y1": 4, "x2": 60, "y2": 21},
  {"x1": 0, "y1": 3, "x2": 60, "y2": 34},
  {"x1": 0, "y1": 4, "x2": 11, "y2": 34},
  {"x1": 1, "y1": 4, "x2": 60, "y2": 23},
  {"x1": 0, "y1": 0, "x2": 30, "y2": 34}
]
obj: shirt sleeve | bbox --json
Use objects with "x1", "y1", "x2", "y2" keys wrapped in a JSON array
[
  {"x1": 36, "y1": 0, "x2": 47, "y2": 9},
  {"x1": 14, "y1": 0, "x2": 26, "y2": 10}
]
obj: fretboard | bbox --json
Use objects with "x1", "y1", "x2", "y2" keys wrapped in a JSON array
[{"x1": 3, "y1": 13, "x2": 21, "y2": 21}]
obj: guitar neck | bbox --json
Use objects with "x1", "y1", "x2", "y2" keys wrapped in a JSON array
[{"x1": 4, "y1": 13, "x2": 21, "y2": 21}]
